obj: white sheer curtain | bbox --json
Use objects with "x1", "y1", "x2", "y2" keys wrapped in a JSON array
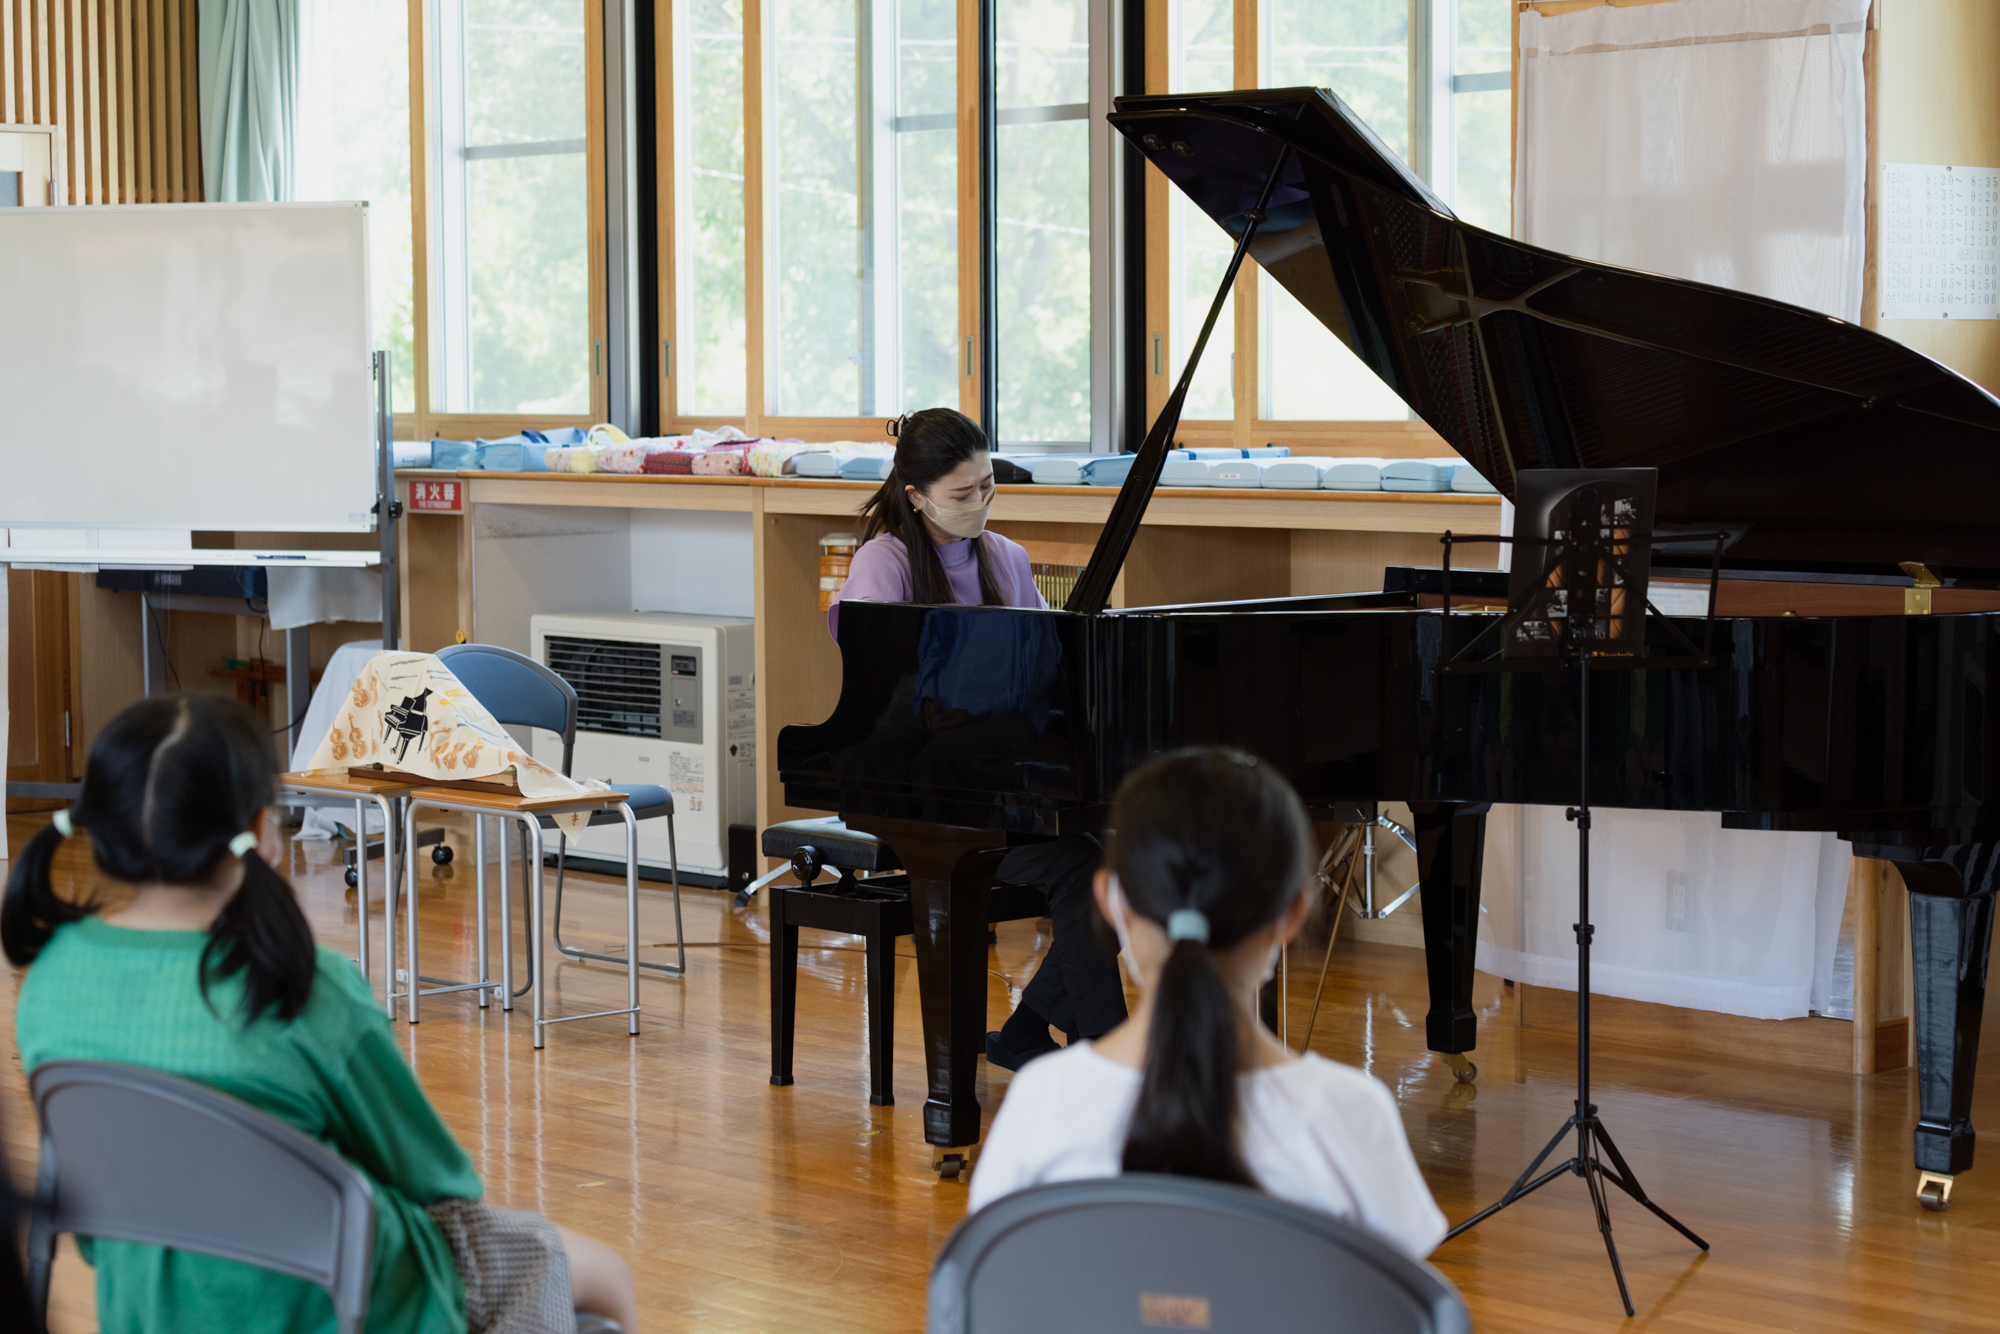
[
  {"x1": 1481, "y1": 0, "x2": 1870, "y2": 1021},
  {"x1": 1516, "y1": 0, "x2": 1869, "y2": 320}
]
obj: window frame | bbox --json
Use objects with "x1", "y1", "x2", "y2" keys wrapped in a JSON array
[
  {"x1": 658, "y1": 0, "x2": 1131, "y2": 448},
  {"x1": 1141, "y1": 0, "x2": 1516, "y2": 456},
  {"x1": 394, "y1": 0, "x2": 610, "y2": 442}
]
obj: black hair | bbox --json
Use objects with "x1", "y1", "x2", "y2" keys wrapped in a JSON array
[
  {"x1": 858, "y1": 406, "x2": 1003, "y2": 606},
  {"x1": 1108, "y1": 746, "x2": 1314, "y2": 1187},
  {"x1": 2, "y1": 695, "x2": 318, "y2": 1024}
]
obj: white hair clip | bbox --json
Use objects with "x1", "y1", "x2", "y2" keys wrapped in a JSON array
[{"x1": 52, "y1": 810, "x2": 74, "y2": 838}]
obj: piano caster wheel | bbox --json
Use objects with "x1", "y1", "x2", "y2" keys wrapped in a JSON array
[
  {"x1": 1918, "y1": 1171, "x2": 1954, "y2": 1212},
  {"x1": 1443, "y1": 1052, "x2": 1477, "y2": 1085},
  {"x1": 932, "y1": 1146, "x2": 977, "y2": 1181}
]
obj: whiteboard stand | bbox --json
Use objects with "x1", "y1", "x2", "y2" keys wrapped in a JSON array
[{"x1": 375, "y1": 349, "x2": 401, "y2": 655}]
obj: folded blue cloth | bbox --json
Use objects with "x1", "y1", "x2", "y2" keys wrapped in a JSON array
[
  {"x1": 1259, "y1": 457, "x2": 1336, "y2": 489},
  {"x1": 1321, "y1": 458, "x2": 1387, "y2": 491},
  {"x1": 1029, "y1": 455, "x2": 1098, "y2": 485},
  {"x1": 474, "y1": 440, "x2": 528, "y2": 471},
  {"x1": 430, "y1": 438, "x2": 478, "y2": 469},
  {"x1": 841, "y1": 455, "x2": 895, "y2": 481},
  {"x1": 1082, "y1": 455, "x2": 1138, "y2": 486},
  {"x1": 1380, "y1": 458, "x2": 1466, "y2": 492},
  {"x1": 1242, "y1": 446, "x2": 1291, "y2": 459}
]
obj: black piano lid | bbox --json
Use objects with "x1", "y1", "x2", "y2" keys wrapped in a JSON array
[{"x1": 1111, "y1": 87, "x2": 2000, "y2": 582}]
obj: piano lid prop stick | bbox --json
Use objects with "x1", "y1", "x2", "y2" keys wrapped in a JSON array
[{"x1": 1066, "y1": 145, "x2": 1294, "y2": 615}]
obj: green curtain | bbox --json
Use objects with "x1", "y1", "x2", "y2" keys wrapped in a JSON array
[{"x1": 198, "y1": 0, "x2": 301, "y2": 202}]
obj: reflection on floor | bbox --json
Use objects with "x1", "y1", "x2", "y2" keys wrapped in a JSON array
[{"x1": 5, "y1": 813, "x2": 1995, "y2": 1333}]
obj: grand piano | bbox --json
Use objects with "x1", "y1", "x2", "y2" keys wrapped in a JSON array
[{"x1": 778, "y1": 86, "x2": 2000, "y2": 1204}]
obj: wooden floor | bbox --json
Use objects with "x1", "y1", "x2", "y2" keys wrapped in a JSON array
[{"x1": 6, "y1": 812, "x2": 2000, "y2": 1333}]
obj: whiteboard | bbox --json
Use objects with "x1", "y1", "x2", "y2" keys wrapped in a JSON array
[{"x1": 0, "y1": 202, "x2": 377, "y2": 531}]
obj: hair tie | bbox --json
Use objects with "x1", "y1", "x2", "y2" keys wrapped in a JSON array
[
  {"x1": 1166, "y1": 909, "x2": 1210, "y2": 944},
  {"x1": 886, "y1": 414, "x2": 906, "y2": 438},
  {"x1": 229, "y1": 831, "x2": 259, "y2": 858},
  {"x1": 51, "y1": 810, "x2": 74, "y2": 838}
]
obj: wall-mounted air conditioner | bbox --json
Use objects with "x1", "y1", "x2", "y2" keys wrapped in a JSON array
[{"x1": 529, "y1": 611, "x2": 754, "y2": 882}]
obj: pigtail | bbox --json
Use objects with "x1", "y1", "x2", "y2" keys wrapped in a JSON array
[
  {"x1": 200, "y1": 850, "x2": 318, "y2": 1024},
  {"x1": 1122, "y1": 935, "x2": 1255, "y2": 1186},
  {"x1": 1, "y1": 821, "x2": 96, "y2": 967}
]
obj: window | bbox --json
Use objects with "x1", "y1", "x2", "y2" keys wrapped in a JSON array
[
  {"x1": 992, "y1": 0, "x2": 1092, "y2": 446},
  {"x1": 1166, "y1": 0, "x2": 1236, "y2": 421},
  {"x1": 762, "y1": 0, "x2": 958, "y2": 418},
  {"x1": 299, "y1": 0, "x2": 416, "y2": 413},
  {"x1": 674, "y1": 0, "x2": 748, "y2": 417},
  {"x1": 1259, "y1": 0, "x2": 1411, "y2": 421},
  {"x1": 1440, "y1": 0, "x2": 1512, "y2": 234},
  {"x1": 429, "y1": 0, "x2": 593, "y2": 415}
]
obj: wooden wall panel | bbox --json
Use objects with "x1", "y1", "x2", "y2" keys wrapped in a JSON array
[{"x1": 0, "y1": 0, "x2": 198, "y2": 204}]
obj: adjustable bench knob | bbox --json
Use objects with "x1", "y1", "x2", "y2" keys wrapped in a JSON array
[{"x1": 790, "y1": 844, "x2": 823, "y2": 887}]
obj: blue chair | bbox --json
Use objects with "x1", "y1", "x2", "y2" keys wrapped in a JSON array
[
  {"x1": 928, "y1": 1175, "x2": 1468, "y2": 1334},
  {"x1": 435, "y1": 643, "x2": 685, "y2": 981}
]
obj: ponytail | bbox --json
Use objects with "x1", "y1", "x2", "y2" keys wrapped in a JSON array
[
  {"x1": 1, "y1": 822, "x2": 96, "y2": 966},
  {"x1": 200, "y1": 850, "x2": 318, "y2": 1023},
  {"x1": 1105, "y1": 747, "x2": 1313, "y2": 1188},
  {"x1": 858, "y1": 406, "x2": 1003, "y2": 607},
  {"x1": 1123, "y1": 937, "x2": 1255, "y2": 1186},
  {"x1": 1, "y1": 695, "x2": 318, "y2": 1025}
]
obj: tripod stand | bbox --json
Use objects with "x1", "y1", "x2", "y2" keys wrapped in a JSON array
[
  {"x1": 1437, "y1": 473, "x2": 1720, "y2": 1316},
  {"x1": 1441, "y1": 653, "x2": 1708, "y2": 1315}
]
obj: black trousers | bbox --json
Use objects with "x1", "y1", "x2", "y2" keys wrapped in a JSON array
[{"x1": 999, "y1": 834, "x2": 1129, "y2": 1040}]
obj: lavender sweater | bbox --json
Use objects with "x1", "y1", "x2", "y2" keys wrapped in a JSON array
[{"x1": 827, "y1": 532, "x2": 1047, "y2": 639}]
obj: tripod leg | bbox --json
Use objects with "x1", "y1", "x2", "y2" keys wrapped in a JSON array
[
  {"x1": 1444, "y1": 1115, "x2": 1580, "y2": 1241},
  {"x1": 1443, "y1": 1156, "x2": 1577, "y2": 1241},
  {"x1": 1591, "y1": 1119, "x2": 1710, "y2": 1251},
  {"x1": 1582, "y1": 1147, "x2": 1635, "y2": 1318}
]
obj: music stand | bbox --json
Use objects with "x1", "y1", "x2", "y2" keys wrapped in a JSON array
[{"x1": 1434, "y1": 469, "x2": 1725, "y2": 1317}]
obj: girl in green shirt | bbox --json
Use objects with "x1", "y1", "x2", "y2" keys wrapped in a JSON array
[{"x1": 5, "y1": 695, "x2": 640, "y2": 1334}]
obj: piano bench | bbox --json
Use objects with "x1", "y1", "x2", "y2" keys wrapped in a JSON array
[
  {"x1": 760, "y1": 816, "x2": 901, "y2": 876},
  {"x1": 769, "y1": 854, "x2": 1045, "y2": 1108}
]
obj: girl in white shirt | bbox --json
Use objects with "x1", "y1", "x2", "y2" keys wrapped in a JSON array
[{"x1": 967, "y1": 746, "x2": 1448, "y2": 1261}]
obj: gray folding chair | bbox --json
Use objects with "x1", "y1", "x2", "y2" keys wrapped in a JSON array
[
  {"x1": 928, "y1": 1175, "x2": 1469, "y2": 1334},
  {"x1": 27, "y1": 1061, "x2": 376, "y2": 1334},
  {"x1": 27, "y1": 1063, "x2": 624, "y2": 1334},
  {"x1": 436, "y1": 642, "x2": 685, "y2": 981}
]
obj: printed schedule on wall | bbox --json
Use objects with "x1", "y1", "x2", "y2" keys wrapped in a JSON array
[{"x1": 1880, "y1": 163, "x2": 2000, "y2": 321}]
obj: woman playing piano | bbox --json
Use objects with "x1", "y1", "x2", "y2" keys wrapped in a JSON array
[{"x1": 827, "y1": 407, "x2": 1128, "y2": 1069}]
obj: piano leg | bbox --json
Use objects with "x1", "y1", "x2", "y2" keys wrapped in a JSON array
[
  {"x1": 1412, "y1": 802, "x2": 1491, "y2": 1083},
  {"x1": 1898, "y1": 852, "x2": 2000, "y2": 1210},
  {"x1": 848, "y1": 818, "x2": 1007, "y2": 1176}
]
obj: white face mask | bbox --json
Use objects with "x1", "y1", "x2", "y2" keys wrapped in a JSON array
[
  {"x1": 917, "y1": 490, "x2": 991, "y2": 540},
  {"x1": 1105, "y1": 875, "x2": 1140, "y2": 981}
]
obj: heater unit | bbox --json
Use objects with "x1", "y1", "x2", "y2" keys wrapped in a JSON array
[{"x1": 529, "y1": 612, "x2": 754, "y2": 883}]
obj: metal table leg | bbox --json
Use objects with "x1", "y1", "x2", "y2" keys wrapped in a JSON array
[
  {"x1": 404, "y1": 799, "x2": 421, "y2": 1023},
  {"x1": 529, "y1": 814, "x2": 547, "y2": 1049},
  {"x1": 474, "y1": 814, "x2": 490, "y2": 1009}
]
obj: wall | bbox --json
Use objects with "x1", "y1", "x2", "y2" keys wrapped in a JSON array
[
  {"x1": 1869, "y1": 0, "x2": 2000, "y2": 395},
  {"x1": 630, "y1": 511, "x2": 756, "y2": 619},
  {"x1": 0, "y1": 0, "x2": 202, "y2": 204}
]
